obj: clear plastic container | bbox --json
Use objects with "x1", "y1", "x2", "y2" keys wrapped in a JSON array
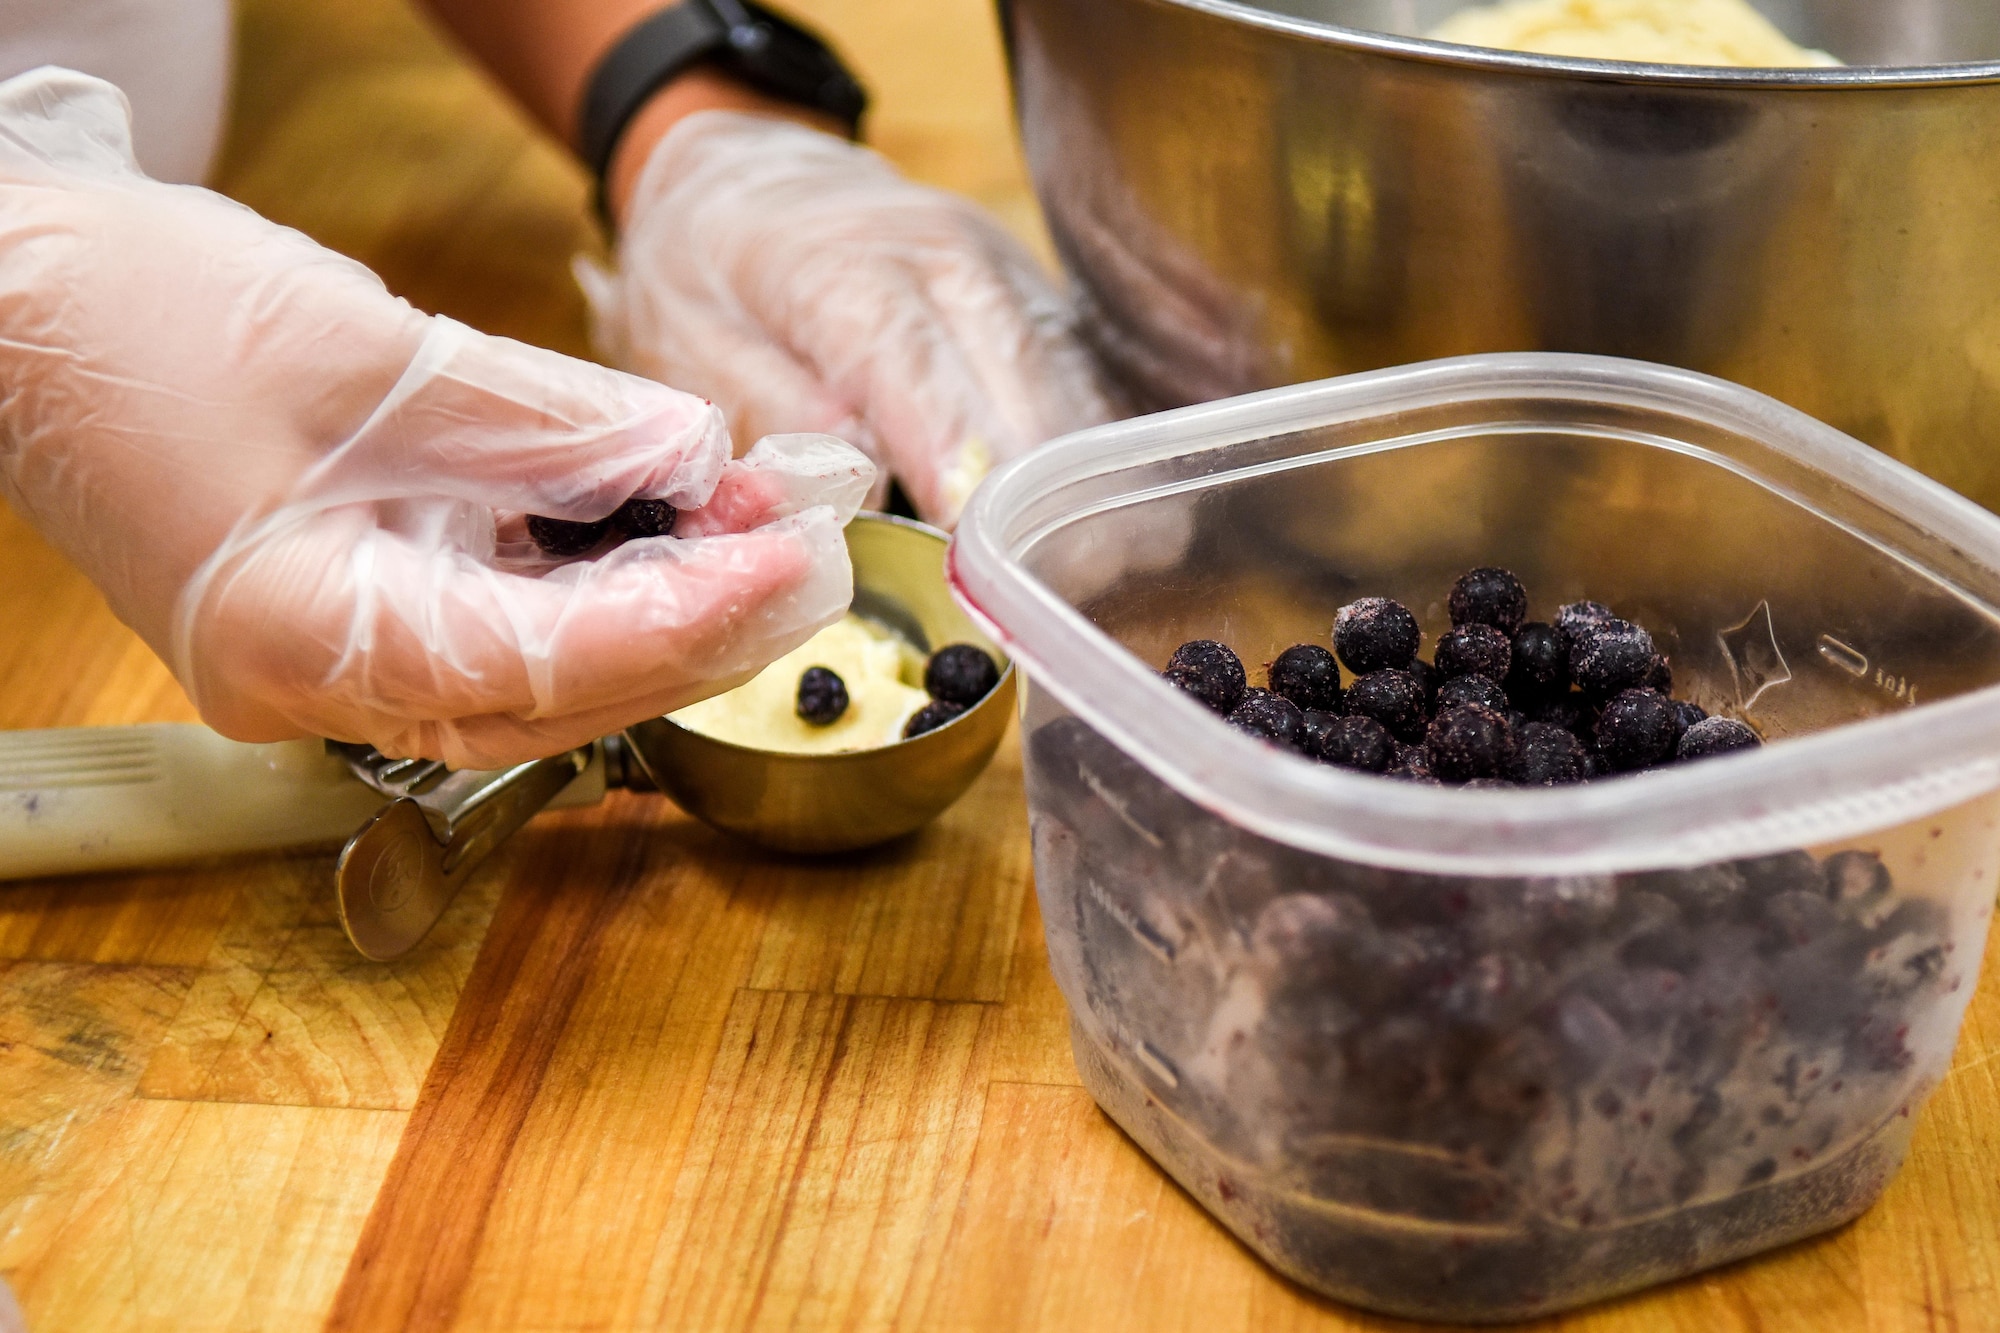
[{"x1": 949, "y1": 353, "x2": 2000, "y2": 1323}]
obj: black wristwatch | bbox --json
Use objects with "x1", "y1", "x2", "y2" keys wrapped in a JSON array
[{"x1": 579, "y1": 0, "x2": 869, "y2": 216}]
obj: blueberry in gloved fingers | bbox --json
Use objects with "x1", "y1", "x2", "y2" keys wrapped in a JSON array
[
  {"x1": 616, "y1": 497, "x2": 679, "y2": 538},
  {"x1": 527, "y1": 514, "x2": 614, "y2": 557}
]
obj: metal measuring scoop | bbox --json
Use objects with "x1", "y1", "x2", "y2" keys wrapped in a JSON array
[{"x1": 332, "y1": 514, "x2": 1013, "y2": 960}]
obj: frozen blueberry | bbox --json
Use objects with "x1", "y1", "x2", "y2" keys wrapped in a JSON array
[
  {"x1": 1268, "y1": 644, "x2": 1343, "y2": 713},
  {"x1": 1506, "y1": 622, "x2": 1570, "y2": 702},
  {"x1": 614, "y1": 497, "x2": 678, "y2": 538},
  {"x1": 1406, "y1": 657, "x2": 1440, "y2": 710},
  {"x1": 1508, "y1": 721, "x2": 1589, "y2": 786},
  {"x1": 1594, "y1": 687, "x2": 1678, "y2": 771},
  {"x1": 1344, "y1": 669, "x2": 1429, "y2": 744},
  {"x1": 1439, "y1": 951, "x2": 1544, "y2": 1031},
  {"x1": 1823, "y1": 849, "x2": 1891, "y2": 910},
  {"x1": 1737, "y1": 849, "x2": 1825, "y2": 906},
  {"x1": 1315, "y1": 715, "x2": 1393, "y2": 772},
  {"x1": 1334, "y1": 597, "x2": 1421, "y2": 675},
  {"x1": 1346, "y1": 1015, "x2": 1449, "y2": 1111},
  {"x1": 1645, "y1": 654, "x2": 1673, "y2": 695},
  {"x1": 1163, "y1": 640, "x2": 1247, "y2": 714},
  {"x1": 1448, "y1": 567, "x2": 1529, "y2": 635},
  {"x1": 1677, "y1": 716, "x2": 1761, "y2": 761},
  {"x1": 1229, "y1": 691, "x2": 1307, "y2": 750},
  {"x1": 1427, "y1": 703, "x2": 1515, "y2": 783},
  {"x1": 1529, "y1": 692, "x2": 1592, "y2": 736},
  {"x1": 903, "y1": 700, "x2": 966, "y2": 738},
  {"x1": 1569, "y1": 618, "x2": 1657, "y2": 695},
  {"x1": 1251, "y1": 892, "x2": 1375, "y2": 976},
  {"x1": 1759, "y1": 889, "x2": 1842, "y2": 953},
  {"x1": 1463, "y1": 777, "x2": 1517, "y2": 790},
  {"x1": 1671, "y1": 700, "x2": 1709, "y2": 738},
  {"x1": 526, "y1": 514, "x2": 613, "y2": 557},
  {"x1": 795, "y1": 666, "x2": 849, "y2": 726},
  {"x1": 1469, "y1": 1029, "x2": 1558, "y2": 1119},
  {"x1": 1436, "y1": 673, "x2": 1509, "y2": 714},
  {"x1": 1388, "y1": 742, "x2": 1438, "y2": 783},
  {"x1": 926, "y1": 644, "x2": 1001, "y2": 706},
  {"x1": 1555, "y1": 600, "x2": 1617, "y2": 645},
  {"x1": 1299, "y1": 708, "x2": 1341, "y2": 759},
  {"x1": 1435, "y1": 624, "x2": 1512, "y2": 682}
]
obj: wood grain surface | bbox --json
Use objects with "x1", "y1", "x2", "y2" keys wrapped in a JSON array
[{"x1": 2, "y1": 1, "x2": 1998, "y2": 1329}]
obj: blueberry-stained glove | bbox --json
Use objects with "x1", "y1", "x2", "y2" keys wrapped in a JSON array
[
  {"x1": 577, "y1": 111, "x2": 1119, "y2": 527},
  {"x1": 0, "y1": 69, "x2": 875, "y2": 769}
]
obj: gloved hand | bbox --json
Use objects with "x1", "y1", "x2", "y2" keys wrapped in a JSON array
[
  {"x1": 0, "y1": 69, "x2": 875, "y2": 769},
  {"x1": 577, "y1": 111, "x2": 1120, "y2": 528}
]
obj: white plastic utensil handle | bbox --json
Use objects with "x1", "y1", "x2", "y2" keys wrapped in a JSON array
[{"x1": 0, "y1": 725, "x2": 388, "y2": 880}]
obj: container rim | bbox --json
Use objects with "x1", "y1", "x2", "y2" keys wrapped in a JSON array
[
  {"x1": 950, "y1": 353, "x2": 2000, "y2": 876},
  {"x1": 1141, "y1": 0, "x2": 2000, "y2": 88}
]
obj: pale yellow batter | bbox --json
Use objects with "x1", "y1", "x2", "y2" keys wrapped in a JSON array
[
  {"x1": 672, "y1": 614, "x2": 931, "y2": 754},
  {"x1": 1430, "y1": 0, "x2": 1839, "y2": 67}
]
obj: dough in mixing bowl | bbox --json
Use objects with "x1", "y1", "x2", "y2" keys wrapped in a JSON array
[
  {"x1": 1429, "y1": 0, "x2": 1838, "y2": 66},
  {"x1": 671, "y1": 614, "x2": 930, "y2": 754}
]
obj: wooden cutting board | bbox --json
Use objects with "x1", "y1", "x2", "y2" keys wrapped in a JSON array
[{"x1": 2, "y1": 1, "x2": 1997, "y2": 1329}]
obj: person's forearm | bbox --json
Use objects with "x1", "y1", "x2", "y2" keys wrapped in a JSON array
[{"x1": 420, "y1": 0, "x2": 845, "y2": 226}]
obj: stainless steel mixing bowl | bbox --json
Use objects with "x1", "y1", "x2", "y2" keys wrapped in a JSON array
[{"x1": 1003, "y1": 0, "x2": 2000, "y2": 506}]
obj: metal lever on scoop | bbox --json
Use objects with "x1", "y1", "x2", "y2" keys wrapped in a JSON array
[{"x1": 332, "y1": 744, "x2": 596, "y2": 961}]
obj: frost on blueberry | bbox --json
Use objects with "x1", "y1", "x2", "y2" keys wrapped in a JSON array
[
  {"x1": 1269, "y1": 644, "x2": 1343, "y2": 713},
  {"x1": 1164, "y1": 639, "x2": 1247, "y2": 715},
  {"x1": 1679, "y1": 716, "x2": 1762, "y2": 761},
  {"x1": 1448, "y1": 567, "x2": 1528, "y2": 635},
  {"x1": 1316, "y1": 715, "x2": 1393, "y2": 773},
  {"x1": 1335, "y1": 598, "x2": 1421, "y2": 675},
  {"x1": 1345, "y1": 669, "x2": 1429, "y2": 744},
  {"x1": 1229, "y1": 690, "x2": 1307, "y2": 751},
  {"x1": 1435, "y1": 624, "x2": 1512, "y2": 684},
  {"x1": 1570, "y1": 619, "x2": 1657, "y2": 696}
]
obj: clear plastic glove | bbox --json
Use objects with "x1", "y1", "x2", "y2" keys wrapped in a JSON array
[
  {"x1": 0, "y1": 69, "x2": 875, "y2": 769},
  {"x1": 578, "y1": 111, "x2": 1120, "y2": 528}
]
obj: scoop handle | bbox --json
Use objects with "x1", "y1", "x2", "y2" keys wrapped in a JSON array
[{"x1": 0, "y1": 725, "x2": 387, "y2": 880}]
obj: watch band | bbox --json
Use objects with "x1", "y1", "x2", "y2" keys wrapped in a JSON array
[{"x1": 579, "y1": 0, "x2": 868, "y2": 209}]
